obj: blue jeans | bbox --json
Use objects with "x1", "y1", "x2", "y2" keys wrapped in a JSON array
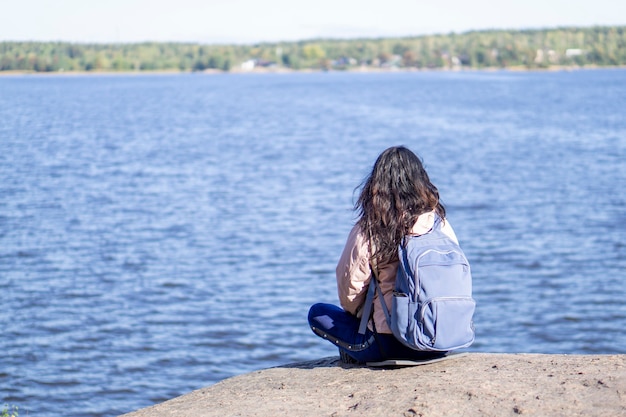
[{"x1": 308, "y1": 303, "x2": 445, "y2": 363}]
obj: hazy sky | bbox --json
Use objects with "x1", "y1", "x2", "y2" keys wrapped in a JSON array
[{"x1": 2, "y1": 0, "x2": 625, "y2": 44}]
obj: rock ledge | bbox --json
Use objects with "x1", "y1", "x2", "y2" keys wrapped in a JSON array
[{"x1": 121, "y1": 353, "x2": 625, "y2": 416}]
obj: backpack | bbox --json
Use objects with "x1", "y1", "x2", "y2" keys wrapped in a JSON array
[{"x1": 358, "y1": 215, "x2": 475, "y2": 351}]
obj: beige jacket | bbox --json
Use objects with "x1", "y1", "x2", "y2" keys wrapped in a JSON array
[{"x1": 336, "y1": 211, "x2": 459, "y2": 334}]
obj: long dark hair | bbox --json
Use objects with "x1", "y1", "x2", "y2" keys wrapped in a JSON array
[{"x1": 355, "y1": 146, "x2": 446, "y2": 265}]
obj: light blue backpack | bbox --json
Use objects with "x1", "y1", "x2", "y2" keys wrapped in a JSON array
[{"x1": 358, "y1": 215, "x2": 475, "y2": 351}]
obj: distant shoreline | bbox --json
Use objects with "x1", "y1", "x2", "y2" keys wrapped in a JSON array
[
  {"x1": 4, "y1": 27, "x2": 624, "y2": 75},
  {"x1": 1, "y1": 64, "x2": 625, "y2": 77}
]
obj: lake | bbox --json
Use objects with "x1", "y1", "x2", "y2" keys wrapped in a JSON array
[{"x1": 1, "y1": 69, "x2": 625, "y2": 416}]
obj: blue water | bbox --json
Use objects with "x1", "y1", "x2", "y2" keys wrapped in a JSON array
[{"x1": 1, "y1": 69, "x2": 625, "y2": 416}]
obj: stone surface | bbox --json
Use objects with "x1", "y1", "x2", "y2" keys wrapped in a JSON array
[{"x1": 120, "y1": 353, "x2": 626, "y2": 417}]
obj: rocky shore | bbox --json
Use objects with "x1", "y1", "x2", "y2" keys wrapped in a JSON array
[{"x1": 121, "y1": 353, "x2": 625, "y2": 417}]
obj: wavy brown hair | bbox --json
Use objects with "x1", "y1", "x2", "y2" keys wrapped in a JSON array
[{"x1": 355, "y1": 146, "x2": 446, "y2": 265}]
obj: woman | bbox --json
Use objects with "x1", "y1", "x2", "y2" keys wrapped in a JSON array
[{"x1": 308, "y1": 146, "x2": 459, "y2": 363}]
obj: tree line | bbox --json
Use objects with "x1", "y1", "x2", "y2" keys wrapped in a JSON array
[{"x1": 1, "y1": 26, "x2": 624, "y2": 73}]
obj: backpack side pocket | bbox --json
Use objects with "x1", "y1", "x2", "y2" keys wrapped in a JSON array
[{"x1": 420, "y1": 297, "x2": 475, "y2": 350}]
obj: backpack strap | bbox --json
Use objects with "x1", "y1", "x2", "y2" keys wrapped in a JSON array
[
  {"x1": 432, "y1": 212, "x2": 443, "y2": 231},
  {"x1": 358, "y1": 230, "x2": 392, "y2": 334},
  {"x1": 358, "y1": 227, "x2": 378, "y2": 334},
  {"x1": 357, "y1": 261, "x2": 394, "y2": 334},
  {"x1": 357, "y1": 273, "x2": 377, "y2": 334},
  {"x1": 374, "y1": 270, "x2": 392, "y2": 325}
]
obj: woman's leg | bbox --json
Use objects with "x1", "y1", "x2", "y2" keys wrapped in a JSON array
[{"x1": 308, "y1": 303, "x2": 384, "y2": 363}]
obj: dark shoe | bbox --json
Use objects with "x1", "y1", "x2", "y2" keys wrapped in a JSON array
[{"x1": 339, "y1": 350, "x2": 363, "y2": 364}]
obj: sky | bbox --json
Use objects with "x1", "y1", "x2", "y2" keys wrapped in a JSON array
[{"x1": 1, "y1": 0, "x2": 625, "y2": 44}]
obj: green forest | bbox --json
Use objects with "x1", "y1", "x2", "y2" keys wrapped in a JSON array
[{"x1": 1, "y1": 26, "x2": 625, "y2": 73}]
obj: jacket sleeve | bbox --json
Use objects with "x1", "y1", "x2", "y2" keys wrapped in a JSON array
[{"x1": 336, "y1": 224, "x2": 371, "y2": 316}]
